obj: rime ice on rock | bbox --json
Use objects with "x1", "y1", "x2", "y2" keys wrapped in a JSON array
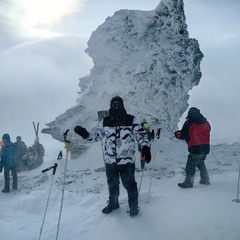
[{"x1": 42, "y1": 0, "x2": 203, "y2": 157}]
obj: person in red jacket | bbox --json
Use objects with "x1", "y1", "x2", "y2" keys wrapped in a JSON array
[{"x1": 175, "y1": 107, "x2": 211, "y2": 188}]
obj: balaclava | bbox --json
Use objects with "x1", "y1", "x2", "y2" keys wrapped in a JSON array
[{"x1": 109, "y1": 96, "x2": 127, "y2": 118}]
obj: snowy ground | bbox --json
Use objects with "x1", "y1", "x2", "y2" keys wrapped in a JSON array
[{"x1": 1, "y1": 137, "x2": 240, "y2": 240}]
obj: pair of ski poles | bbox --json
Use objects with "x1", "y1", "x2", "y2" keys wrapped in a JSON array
[
  {"x1": 138, "y1": 128, "x2": 161, "y2": 203},
  {"x1": 39, "y1": 130, "x2": 70, "y2": 240}
]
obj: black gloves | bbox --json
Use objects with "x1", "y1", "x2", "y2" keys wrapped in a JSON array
[
  {"x1": 142, "y1": 145, "x2": 151, "y2": 163},
  {"x1": 74, "y1": 126, "x2": 89, "y2": 139}
]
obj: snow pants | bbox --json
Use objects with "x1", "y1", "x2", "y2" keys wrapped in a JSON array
[
  {"x1": 4, "y1": 166, "x2": 17, "y2": 190},
  {"x1": 185, "y1": 153, "x2": 210, "y2": 184},
  {"x1": 105, "y1": 163, "x2": 138, "y2": 209}
]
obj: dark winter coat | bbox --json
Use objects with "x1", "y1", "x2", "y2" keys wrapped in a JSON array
[
  {"x1": 15, "y1": 141, "x2": 28, "y2": 158},
  {"x1": 176, "y1": 108, "x2": 211, "y2": 155},
  {"x1": 0, "y1": 134, "x2": 17, "y2": 169}
]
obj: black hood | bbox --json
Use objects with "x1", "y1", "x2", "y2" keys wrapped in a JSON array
[
  {"x1": 186, "y1": 107, "x2": 207, "y2": 123},
  {"x1": 2, "y1": 133, "x2": 11, "y2": 144}
]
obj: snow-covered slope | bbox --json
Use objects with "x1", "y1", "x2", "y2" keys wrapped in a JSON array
[
  {"x1": 42, "y1": 0, "x2": 203, "y2": 156},
  {"x1": 1, "y1": 138, "x2": 240, "y2": 240}
]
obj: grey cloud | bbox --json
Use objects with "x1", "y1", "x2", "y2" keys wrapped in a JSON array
[{"x1": 0, "y1": 36, "x2": 92, "y2": 146}]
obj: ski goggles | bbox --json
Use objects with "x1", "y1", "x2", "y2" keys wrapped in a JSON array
[{"x1": 111, "y1": 101, "x2": 123, "y2": 109}]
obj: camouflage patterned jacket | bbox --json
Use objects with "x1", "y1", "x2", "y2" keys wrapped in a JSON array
[{"x1": 87, "y1": 114, "x2": 150, "y2": 165}]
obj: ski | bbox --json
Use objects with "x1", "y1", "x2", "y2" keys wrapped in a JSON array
[{"x1": 33, "y1": 122, "x2": 40, "y2": 139}]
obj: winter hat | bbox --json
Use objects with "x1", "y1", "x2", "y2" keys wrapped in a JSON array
[
  {"x1": 187, "y1": 107, "x2": 200, "y2": 119},
  {"x1": 110, "y1": 96, "x2": 124, "y2": 110},
  {"x1": 2, "y1": 133, "x2": 11, "y2": 143}
]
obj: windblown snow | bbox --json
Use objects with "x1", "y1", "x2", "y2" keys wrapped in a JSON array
[{"x1": 1, "y1": 1, "x2": 239, "y2": 240}]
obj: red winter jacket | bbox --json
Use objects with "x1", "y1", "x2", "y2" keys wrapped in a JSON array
[
  {"x1": 175, "y1": 111, "x2": 211, "y2": 155},
  {"x1": 188, "y1": 122, "x2": 211, "y2": 153}
]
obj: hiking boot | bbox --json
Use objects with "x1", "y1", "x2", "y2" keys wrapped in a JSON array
[
  {"x1": 178, "y1": 175, "x2": 194, "y2": 189},
  {"x1": 178, "y1": 182, "x2": 193, "y2": 189},
  {"x1": 130, "y1": 206, "x2": 140, "y2": 217},
  {"x1": 2, "y1": 188, "x2": 10, "y2": 193},
  {"x1": 12, "y1": 186, "x2": 18, "y2": 190},
  {"x1": 102, "y1": 203, "x2": 120, "y2": 214},
  {"x1": 199, "y1": 180, "x2": 210, "y2": 185}
]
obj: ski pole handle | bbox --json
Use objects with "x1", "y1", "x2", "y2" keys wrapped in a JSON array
[
  {"x1": 52, "y1": 163, "x2": 58, "y2": 175},
  {"x1": 42, "y1": 163, "x2": 58, "y2": 175},
  {"x1": 42, "y1": 166, "x2": 53, "y2": 173},
  {"x1": 63, "y1": 129, "x2": 70, "y2": 143},
  {"x1": 57, "y1": 151, "x2": 63, "y2": 160},
  {"x1": 63, "y1": 129, "x2": 70, "y2": 153}
]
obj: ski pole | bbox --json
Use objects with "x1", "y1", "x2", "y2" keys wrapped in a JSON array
[
  {"x1": 39, "y1": 163, "x2": 58, "y2": 240},
  {"x1": 146, "y1": 128, "x2": 161, "y2": 203},
  {"x1": 56, "y1": 130, "x2": 70, "y2": 240},
  {"x1": 138, "y1": 167, "x2": 146, "y2": 195},
  {"x1": 233, "y1": 158, "x2": 240, "y2": 203},
  {"x1": 57, "y1": 150, "x2": 64, "y2": 174},
  {"x1": 139, "y1": 129, "x2": 155, "y2": 195},
  {"x1": 139, "y1": 129, "x2": 156, "y2": 195},
  {"x1": 146, "y1": 151, "x2": 157, "y2": 203}
]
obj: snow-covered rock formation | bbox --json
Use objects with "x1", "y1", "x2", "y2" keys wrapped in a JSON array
[{"x1": 42, "y1": 0, "x2": 203, "y2": 156}]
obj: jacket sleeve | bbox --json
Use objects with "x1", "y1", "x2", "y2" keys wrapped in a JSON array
[
  {"x1": 133, "y1": 117, "x2": 150, "y2": 148},
  {"x1": 179, "y1": 120, "x2": 191, "y2": 142},
  {"x1": 87, "y1": 120, "x2": 105, "y2": 142},
  {"x1": 0, "y1": 146, "x2": 6, "y2": 165}
]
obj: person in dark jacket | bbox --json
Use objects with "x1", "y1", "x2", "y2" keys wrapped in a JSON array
[
  {"x1": 175, "y1": 107, "x2": 211, "y2": 188},
  {"x1": 0, "y1": 134, "x2": 18, "y2": 192},
  {"x1": 74, "y1": 96, "x2": 151, "y2": 216},
  {"x1": 15, "y1": 136, "x2": 28, "y2": 173}
]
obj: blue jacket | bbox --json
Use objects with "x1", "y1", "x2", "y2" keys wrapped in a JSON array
[{"x1": 0, "y1": 134, "x2": 17, "y2": 169}]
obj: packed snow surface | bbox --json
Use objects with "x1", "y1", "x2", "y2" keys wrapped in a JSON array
[{"x1": 1, "y1": 137, "x2": 240, "y2": 240}]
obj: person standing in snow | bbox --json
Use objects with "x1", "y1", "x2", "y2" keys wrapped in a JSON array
[
  {"x1": 33, "y1": 138, "x2": 45, "y2": 165},
  {"x1": 138, "y1": 122, "x2": 154, "y2": 170},
  {"x1": 175, "y1": 107, "x2": 211, "y2": 188},
  {"x1": 15, "y1": 136, "x2": 28, "y2": 172},
  {"x1": 0, "y1": 134, "x2": 18, "y2": 192},
  {"x1": 74, "y1": 96, "x2": 151, "y2": 216}
]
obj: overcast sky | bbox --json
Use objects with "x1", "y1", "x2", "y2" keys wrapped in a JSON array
[{"x1": 0, "y1": 0, "x2": 239, "y2": 151}]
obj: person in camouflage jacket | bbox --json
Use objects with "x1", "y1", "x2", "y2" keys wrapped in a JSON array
[{"x1": 74, "y1": 96, "x2": 151, "y2": 216}]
